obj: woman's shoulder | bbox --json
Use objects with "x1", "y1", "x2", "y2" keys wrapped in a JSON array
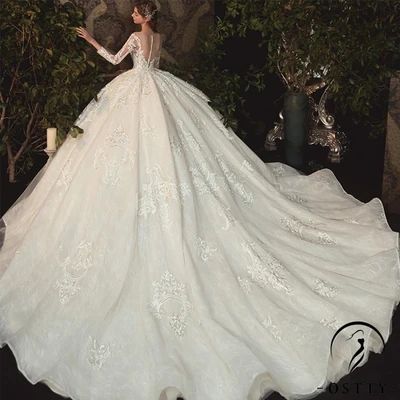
[{"x1": 133, "y1": 31, "x2": 160, "y2": 38}]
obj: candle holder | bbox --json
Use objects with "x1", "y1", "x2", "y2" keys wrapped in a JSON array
[{"x1": 44, "y1": 148, "x2": 57, "y2": 159}]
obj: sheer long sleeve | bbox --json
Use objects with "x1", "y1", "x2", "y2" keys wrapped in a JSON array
[{"x1": 96, "y1": 33, "x2": 138, "y2": 65}]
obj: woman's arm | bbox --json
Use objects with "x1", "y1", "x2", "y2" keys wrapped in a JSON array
[
  {"x1": 75, "y1": 27, "x2": 138, "y2": 65},
  {"x1": 76, "y1": 27, "x2": 102, "y2": 50}
]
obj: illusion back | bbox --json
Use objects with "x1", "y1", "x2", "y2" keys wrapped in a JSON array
[
  {"x1": 96, "y1": 31, "x2": 162, "y2": 70},
  {"x1": 133, "y1": 32, "x2": 161, "y2": 69}
]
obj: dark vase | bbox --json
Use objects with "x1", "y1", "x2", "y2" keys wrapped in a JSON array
[{"x1": 283, "y1": 91, "x2": 310, "y2": 171}]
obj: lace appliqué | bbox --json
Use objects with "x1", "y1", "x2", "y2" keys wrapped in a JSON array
[
  {"x1": 196, "y1": 235, "x2": 218, "y2": 262},
  {"x1": 55, "y1": 241, "x2": 94, "y2": 304},
  {"x1": 280, "y1": 215, "x2": 337, "y2": 245},
  {"x1": 344, "y1": 217, "x2": 361, "y2": 224},
  {"x1": 97, "y1": 33, "x2": 139, "y2": 65},
  {"x1": 240, "y1": 160, "x2": 255, "y2": 173},
  {"x1": 139, "y1": 111, "x2": 156, "y2": 139},
  {"x1": 93, "y1": 123, "x2": 136, "y2": 186},
  {"x1": 155, "y1": 76, "x2": 172, "y2": 107},
  {"x1": 149, "y1": 270, "x2": 193, "y2": 338},
  {"x1": 55, "y1": 157, "x2": 73, "y2": 192},
  {"x1": 284, "y1": 192, "x2": 308, "y2": 204},
  {"x1": 217, "y1": 205, "x2": 237, "y2": 231},
  {"x1": 313, "y1": 278, "x2": 339, "y2": 298},
  {"x1": 189, "y1": 107, "x2": 207, "y2": 134},
  {"x1": 177, "y1": 119, "x2": 203, "y2": 152},
  {"x1": 215, "y1": 151, "x2": 254, "y2": 205},
  {"x1": 189, "y1": 162, "x2": 224, "y2": 196},
  {"x1": 239, "y1": 240, "x2": 293, "y2": 295},
  {"x1": 320, "y1": 315, "x2": 344, "y2": 330},
  {"x1": 140, "y1": 72, "x2": 152, "y2": 95},
  {"x1": 237, "y1": 276, "x2": 253, "y2": 294},
  {"x1": 170, "y1": 119, "x2": 204, "y2": 158},
  {"x1": 87, "y1": 335, "x2": 111, "y2": 369},
  {"x1": 261, "y1": 315, "x2": 282, "y2": 341},
  {"x1": 138, "y1": 164, "x2": 192, "y2": 231},
  {"x1": 106, "y1": 124, "x2": 129, "y2": 146},
  {"x1": 312, "y1": 169, "x2": 340, "y2": 188},
  {"x1": 271, "y1": 164, "x2": 285, "y2": 177}
]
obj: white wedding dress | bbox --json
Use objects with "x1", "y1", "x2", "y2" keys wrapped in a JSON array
[{"x1": 0, "y1": 31, "x2": 400, "y2": 400}]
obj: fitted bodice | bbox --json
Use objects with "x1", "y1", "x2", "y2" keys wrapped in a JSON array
[{"x1": 96, "y1": 31, "x2": 162, "y2": 71}]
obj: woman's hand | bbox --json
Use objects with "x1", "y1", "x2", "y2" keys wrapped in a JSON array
[{"x1": 75, "y1": 27, "x2": 94, "y2": 44}]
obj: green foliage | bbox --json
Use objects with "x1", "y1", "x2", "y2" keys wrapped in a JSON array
[
  {"x1": 164, "y1": 22, "x2": 267, "y2": 134},
  {"x1": 0, "y1": 0, "x2": 103, "y2": 180},
  {"x1": 213, "y1": 0, "x2": 400, "y2": 135},
  {"x1": 163, "y1": 25, "x2": 241, "y2": 132}
]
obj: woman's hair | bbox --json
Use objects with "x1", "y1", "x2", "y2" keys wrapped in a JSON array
[{"x1": 133, "y1": 0, "x2": 159, "y2": 32}]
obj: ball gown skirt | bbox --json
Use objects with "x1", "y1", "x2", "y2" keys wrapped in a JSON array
[{"x1": 0, "y1": 62, "x2": 399, "y2": 400}]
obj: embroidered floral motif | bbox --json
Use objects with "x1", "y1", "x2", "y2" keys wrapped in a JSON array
[
  {"x1": 105, "y1": 124, "x2": 129, "y2": 147},
  {"x1": 97, "y1": 33, "x2": 139, "y2": 65},
  {"x1": 55, "y1": 157, "x2": 73, "y2": 191},
  {"x1": 179, "y1": 182, "x2": 192, "y2": 199},
  {"x1": 155, "y1": 75, "x2": 172, "y2": 106},
  {"x1": 189, "y1": 162, "x2": 222, "y2": 196},
  {"x1": 240, "y1": 159, "x2": 255, "y2": 173},
  {"x1": 196, "y1": 235, "x2": 218, "y2": 262},
  {"x1": 140, "y1": 72, "x2": 152, "y2": 95},
  {"x1": 138, "y1": 164, "x2": 192, "y2": 231},
  {"x1": 87, "y1": 335, "x2": 111, "y2": 369},
  {"x1": 241, "y1": 241, "x2": 293, "y2": 294},
  {"x1": 149, "y1": 270, "x2": 193, "y2": 338},
  {"x1": 55, "y1": 240, "x2": 94, "y2": 304},
  {"x1": 344, "y1": 217, "x2": 360, "y2": 224},
  {"x1": 318, "y1": 232, "x2": 337, "y2": 245},
  {"x1": 284, "y1": 193, "x2": 308, "y2": 204},
  {"x1": 313, "y1": 170, "x2": 337, "y2": 187},
  {"x1": 261, "y1": 315, "x2": 282, "y2": 341},
  {"x1": 93, "y1": 124, "x2": 136, "y2": 186},
  {"x1": 319, "y1": 316, "x2": 343, "y2": 330},
  {"x1": 215, "y1": 152, "x2": 255, "y2": 205},
  {"x1": 189, "y1": 107, "x2": 207, "y2": 134},
  {"x1": 176, "y1": 119, "x2": 203, "y2": 153},
  {"x1": 217, "y1": 205, "x2": 237, "y2": 231},
  {"x1": 139, "y1": 111, "x2": 156, "y2": 138},
  {"x1": 116, "y1": 93, "x2": 129, "y2": 106},
  {"x1": 237, "y1": 276, "x2": 253, "y2": 294},
  {"x1": 93, "y1": 147, "x2": 136, "y2": 186},
  {"x1": 280, "y1": 215, "x2": 337, "y2": 245},
  {"x1": 170, "y1": 135, "x2": 184, "y2": 156},
  {"x1": 313, "y1": 278, "x2": 339, "y2": 298},
  {"x1": 271, "y1": 164, "x2": 285, "y2": 177}
]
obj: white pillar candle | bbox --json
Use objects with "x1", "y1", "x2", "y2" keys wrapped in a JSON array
[{"x1": 47, "y1": 127, "x2": 57, "y2": 150}]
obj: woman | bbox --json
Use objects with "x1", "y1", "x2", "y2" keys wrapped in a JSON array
[{"x1": 1, "y1": 1, "x2": 399, "y2": 400}]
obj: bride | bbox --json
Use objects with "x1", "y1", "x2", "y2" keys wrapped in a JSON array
[{"x1": 1, "y1": 1, "x2": 399, "y2": 400}]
